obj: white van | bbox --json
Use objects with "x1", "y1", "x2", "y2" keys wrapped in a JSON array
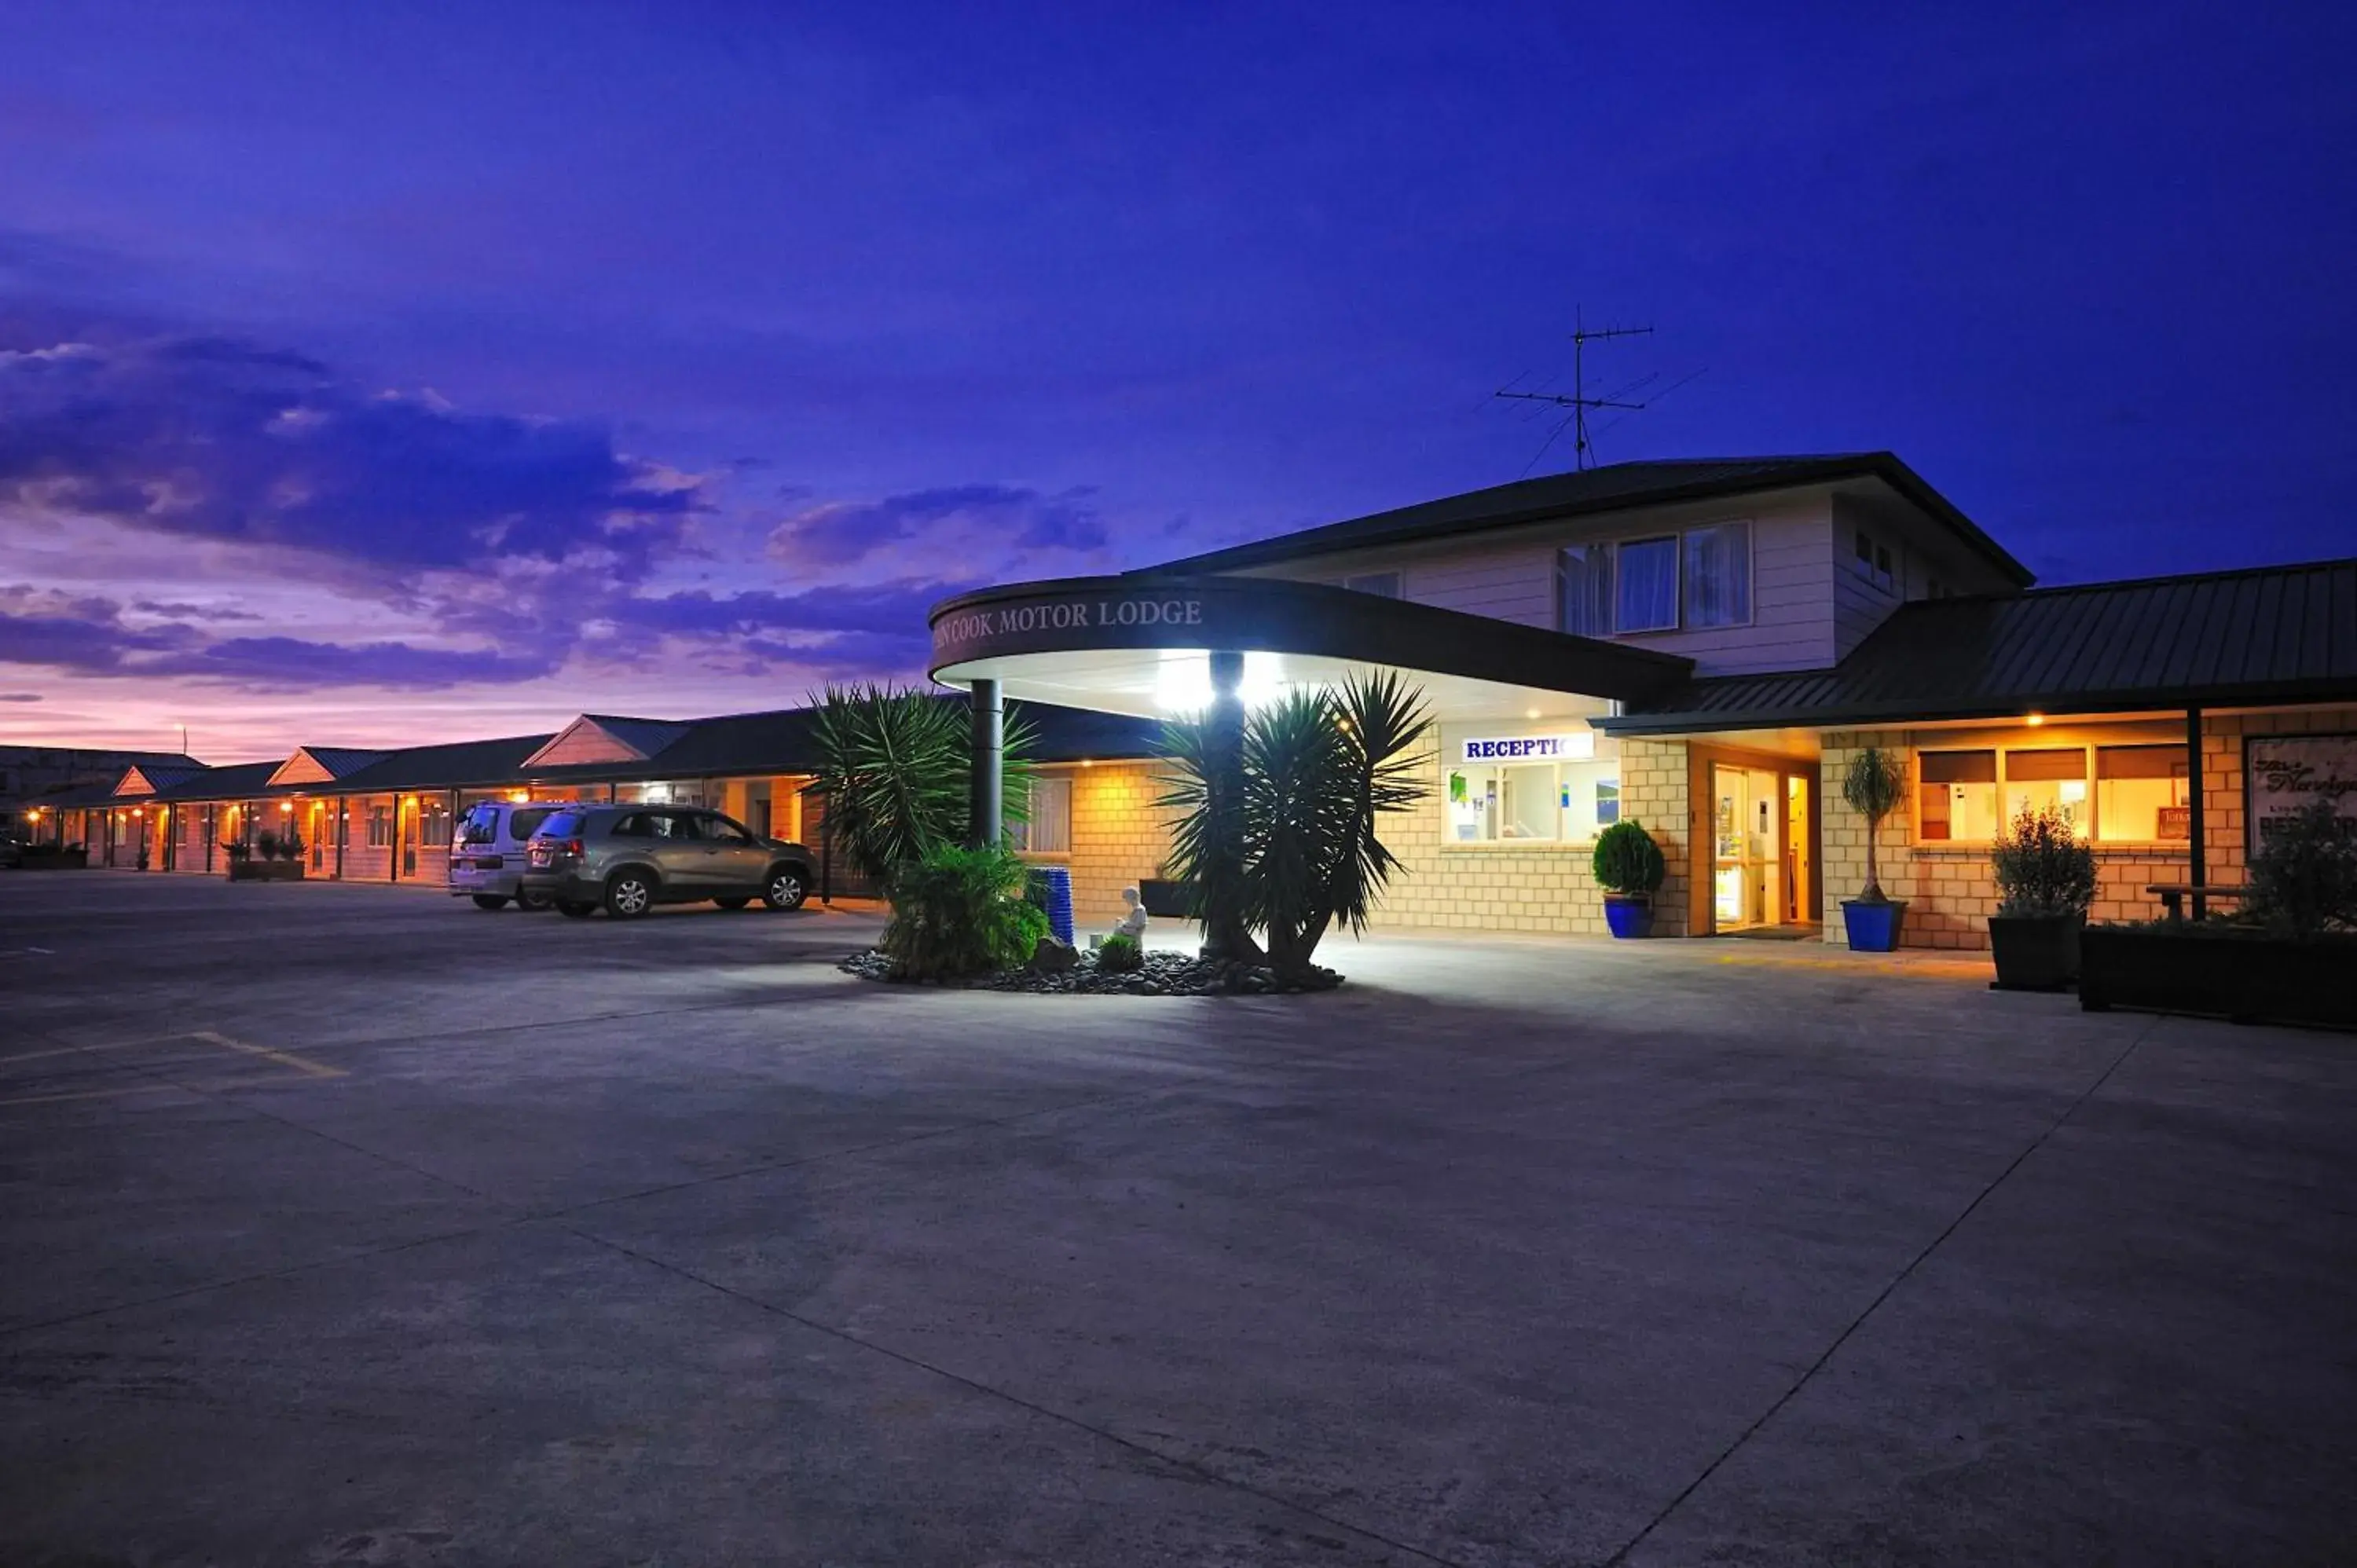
[{"x1": 449, "y1": 800, "x2": 568, "y2": 910}]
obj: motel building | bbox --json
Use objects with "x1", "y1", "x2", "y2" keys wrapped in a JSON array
[{"x1": 39, "y1": 454, "x2": 2357, "y2": 950}]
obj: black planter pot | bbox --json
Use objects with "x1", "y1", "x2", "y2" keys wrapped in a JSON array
[
  {"x1": 2080, "y1": 925, "x2": 2357, "y2": 1031},
  {"x1": 1138, "y1": 878, "x2": 1197, "y2": 919},
  {"x1": 1988, "y1": 912, "x2": 2084, "y2": 991}
]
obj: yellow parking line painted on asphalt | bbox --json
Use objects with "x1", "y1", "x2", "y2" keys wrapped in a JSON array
[
  {"x1": 0, "y1": 1082, "x2": 185, "y2": 1109},
  {"x1": 192, "y1": 1030, "x2": 346, "y2": 1079}
]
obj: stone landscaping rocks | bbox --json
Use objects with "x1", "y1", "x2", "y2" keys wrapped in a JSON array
[
  {"x1": 838, "y1": 947, "x2": 1343, "y2": 995},
  {"x1": 1027, "y1": 936, "x2": 1078, "y2": 974}
]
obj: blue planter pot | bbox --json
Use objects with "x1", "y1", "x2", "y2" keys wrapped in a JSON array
[
  {"x1": 1841, "y1": 899, "x2": 1908, "y2": 952},
  {"x1": 1603, "y1": 896, "x2": 1655, "y2": 940}
]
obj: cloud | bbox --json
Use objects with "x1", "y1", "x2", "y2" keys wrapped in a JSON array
[
  {"x1": 0, "y1": 691, "x2": 42, "y2": 702},
  {"x1": 0, "y1": 333, "x2": 703, "y2": 582},
  {"x1": 130, "y1": 599, "x2": 263, "y2": 622},
  {"x1": 770, "y1": 483, "x2": 1106, "y2": 566},
  {"x1": 144, "y1": 636, "x2": 560, "y2": 691},
  {"x1": 0, "y1": 587, "x2": 550, "y2": 691}
]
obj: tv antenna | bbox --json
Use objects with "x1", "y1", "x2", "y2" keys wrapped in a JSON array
[{"x1": 1494, "y1": 309, "x2": 1697, "y2": 474}]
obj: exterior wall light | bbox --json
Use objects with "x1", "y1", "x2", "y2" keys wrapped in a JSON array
[{"x1": 2025, "y1": 713, "x2": 2046, "y2": 727}]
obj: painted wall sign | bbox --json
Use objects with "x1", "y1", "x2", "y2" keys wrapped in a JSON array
[
  {"x1": 1461, "y1": 732, "x2": 1596, "y2": 763},
  {"x1": 2245, "y1": 732, "x2": 2357, "y2": 852},
  {"x1": 934, "y1": 595, "x2": 1204, "y2": 651}
]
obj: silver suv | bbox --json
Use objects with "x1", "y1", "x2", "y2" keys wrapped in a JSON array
[{"x1": 520, "y1": 804, "x2": 816, "y2": 919}]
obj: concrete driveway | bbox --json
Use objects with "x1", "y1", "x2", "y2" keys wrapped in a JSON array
[{"x1": 2, "y1": 874, "x2": 2352, "y2": 1566}]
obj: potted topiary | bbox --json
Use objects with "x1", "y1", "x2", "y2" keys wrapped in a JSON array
[
  {"x1": 1840, "y1": 746, "x2": 1908, "y2": 952},
  {"x1": 1988, "y1": 803, "x2": 2096, "y2": 990},
  {"x1": 1593, "y1": 819, "x2": 1666, "y2": 938}
]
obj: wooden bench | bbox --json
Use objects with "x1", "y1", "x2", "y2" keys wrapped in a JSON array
[{"x1": 2146, "y1": 883, "x2": 2248, "y2": 922}]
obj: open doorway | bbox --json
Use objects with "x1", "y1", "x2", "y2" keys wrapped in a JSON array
[{"x1": 1695, "y1": 745, "x2": 1820, "y2": 937}]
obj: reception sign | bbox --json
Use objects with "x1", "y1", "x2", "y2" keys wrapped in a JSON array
[
  {"x1": 2245, "y1": 733, "x2": 2357, "y2": 852},
  {"x1": 1461, "y1": 732, "x2": 1595, "y2": 762}
]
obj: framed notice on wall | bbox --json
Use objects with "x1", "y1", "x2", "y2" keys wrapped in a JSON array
[{"x1": 2244, "y1": 733, "x2": 2357, "y2": 853}]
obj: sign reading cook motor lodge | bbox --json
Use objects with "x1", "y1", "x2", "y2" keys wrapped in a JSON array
[
  {"x1": 934, "y1": 594, "x2": 1206, "y2": 651},
  {"x1": 2246, "y1": 733, "x2": 2357, "y2": 850}
]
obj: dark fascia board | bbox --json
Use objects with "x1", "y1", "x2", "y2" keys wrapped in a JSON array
[
  {"x1": 1140, "y1": 452, "x2": 2036, "y2": 588},
  {"x1": 930, "y1": 573, "x2": 1695, "y2": 705},
  {"x1": 1596, "y1": 676, "x2": 2357, "y2": 736}
]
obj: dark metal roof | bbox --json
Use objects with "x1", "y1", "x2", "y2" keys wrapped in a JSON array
[
  {"x1": 1603, "y1": 557, "x2": 2357, "y2": 735},
  {"x1": 1142, "y1": 452, "x2": 2034, "y2": 587},
  {"x1": 287, "y1": 746, "x2": 387, "y2": 779},
  {"x1": 90, "y1": 700, "x2": 1164, "y2": 803}
]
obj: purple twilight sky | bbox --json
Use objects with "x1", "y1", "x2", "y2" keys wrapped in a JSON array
[{"x1": 2, "y1": 2, "x2": 2352, "y2": 759}]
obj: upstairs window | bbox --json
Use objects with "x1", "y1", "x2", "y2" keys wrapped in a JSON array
[
  {"x1": 1681, "y1": 521, "x2": 1752, "y2": 628},
  {"x1": 1615, "y1": 537, "x2": 1680, "y2": 632},
  {"x1": 1556, "y1": 544, "x2": 1612, "y2": 637}
]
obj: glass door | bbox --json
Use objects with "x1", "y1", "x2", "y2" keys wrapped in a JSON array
[{"x1": 1713, "y1": 765, "x2": 1783, "y2": 931}]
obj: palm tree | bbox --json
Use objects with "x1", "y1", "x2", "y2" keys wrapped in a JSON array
[
  {"x1": 808, "y1": 685, "x2": 1034, "y2": 886},
  {"x1": 1159, "y1": 671, "x2": 1431, "y2": 977}
]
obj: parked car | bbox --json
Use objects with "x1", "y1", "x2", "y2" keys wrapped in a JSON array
[
  {"x1": 449, "y1": 800, "x2": 570, "y2": 910},
  {"x1": 520, "y1": 804, "x2": 816, "y2": 919},
  {"x1": 0, "y1": 836, "x2": 23, "y2": 870}
]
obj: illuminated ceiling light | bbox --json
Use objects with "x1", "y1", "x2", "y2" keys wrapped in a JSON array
[
  {"x1": 2025, "y1": 712, "x2": 2046, "y2": 727},
  {"x1": 1525, "y1": 707, "x2": 1541, "y2": 720},
  {"x1": 1153, "y1": 651, "x2": 1283, "y2": 715},
  {"x1": 508, "y1": 789, "x2": 530, "y2": 804}
]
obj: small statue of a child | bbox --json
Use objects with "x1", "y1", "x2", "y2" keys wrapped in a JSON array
[{"x1": 1115, "y1": 885, "x2": 1149, "y2": 940}]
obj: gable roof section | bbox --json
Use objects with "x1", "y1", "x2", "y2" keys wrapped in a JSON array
[
  {"x1": 266, "y1": 746, "x2": 386, "y2": 787},
  {"x1": 1140, "y1": 452, "x2": 2034, "y2": 587},
  {"x1": 521, "y1": 714, "x2": 691, "y2": 770},
  {"x1": 113, "y1": 763, "x2": 203, "y2": 797},
  {"x1": 1602, "y1": 557, "x2": 2357, "y2": 734}
]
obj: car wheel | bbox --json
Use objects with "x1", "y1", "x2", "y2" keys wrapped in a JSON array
[
  {"x1": 761, "y1": 865, "x2": 808, "y2": 911},
  {"x1": 471, "y1": 894, "x2": 509, "y2": 910},
  {"x1": 605, "y1": 870, "x2": 656, "y2": 919},
  {"x1": 516, "y1": 888, "x2": 553, "y2": 911},
  {"x1": 713, "y1": 896, "x2": 751, "y2": 910},
  {"x1": 556, "y1": 900, "x2": 596, "y2": 918}
]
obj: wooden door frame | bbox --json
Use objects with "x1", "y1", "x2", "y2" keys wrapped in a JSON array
[{"x1": 1685, "y1": 741, "x2": 1822, "y2": 936}]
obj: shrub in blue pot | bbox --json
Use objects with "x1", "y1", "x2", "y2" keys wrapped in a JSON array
[
  {"x1": 1593, "y1": 819, "x2": 1666, "y2": 938},
  {"x1": 1838, "y1": 746, "x2": 1909, "y2": 952}
]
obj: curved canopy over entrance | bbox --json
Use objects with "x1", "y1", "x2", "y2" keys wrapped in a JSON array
[{"x1": 929, "y1": 573, "x2": 1692, "y2": 721}]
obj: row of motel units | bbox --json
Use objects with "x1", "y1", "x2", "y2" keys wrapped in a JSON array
[{"x1": 42, "y1": 454, "x2": 2357, "y2": 948}]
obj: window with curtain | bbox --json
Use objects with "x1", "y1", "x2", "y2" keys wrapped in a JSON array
[
  {"x1": 1556, "y1": 544, "x2": 1612, "y2": 636},
  {"x1": 1682, "y1": 522, "x2": 1752, "y2": 628},
  {"x1": 1011, "y1": 775, "x2": 1072, "y2": 854},
  {"x1": 1615, "y1": 537, "x2": 1678, "y2": 632}
]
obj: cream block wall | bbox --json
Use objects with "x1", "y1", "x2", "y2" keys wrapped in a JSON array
[
  {"x1": 1819, "y1": 706, "x2": 2357, "y2": 950},
  {"x1": 1043, "y1": 735, "x2": 1693, "y2": 942}
]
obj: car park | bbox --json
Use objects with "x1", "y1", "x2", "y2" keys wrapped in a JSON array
[
  {"x1": 448, "y1": 800, "x2": 569, "y2": 910},
  {"x1": 520, "y1": 804, "x2": 816, "y2": 919}
]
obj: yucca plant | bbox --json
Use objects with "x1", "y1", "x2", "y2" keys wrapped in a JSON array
[
  {"x1": 808, "y1": 684, "x2": 1035, "y2": 885},
  {"x1": 1158, "y1": 671, "x2": 1432, "y2": 978},
  {"x1": 1842, "y1": 746, "x2": 1907, "y2": 903}
]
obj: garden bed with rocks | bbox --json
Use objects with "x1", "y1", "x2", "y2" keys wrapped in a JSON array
[{"x1": 839, "y1": 947, "x2": 1341, "y2": 995}]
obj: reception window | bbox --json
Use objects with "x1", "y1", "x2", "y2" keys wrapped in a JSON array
[
  {"x1": 2095, "y1": 746, "x2": 2190, "y2": 841},
  {"x1": 1444, "y1": 735, "x2": 1619, "y2": 845},
  {"x1": 1919, "y1": 749, "x2": 1998, "y2": 842}
]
